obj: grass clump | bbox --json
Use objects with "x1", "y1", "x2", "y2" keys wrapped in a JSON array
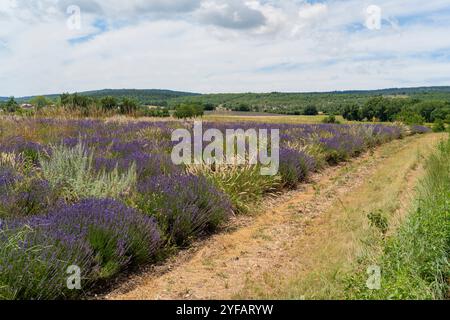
[
  {"x1": 187, "y1": 162, "x2": 281, "y2": 214},
  {"x1": 39, "y1": 142, "x2": 137, "y2": 201}
]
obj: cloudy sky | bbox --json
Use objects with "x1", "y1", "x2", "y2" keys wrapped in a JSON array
[{"x1": 1, "y1": 0, "x2": 450, "y2": 96}]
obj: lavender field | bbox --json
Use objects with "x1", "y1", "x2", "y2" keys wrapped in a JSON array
[{"x1": 0, "y1": 117, "x2": 428, "y2": 299}]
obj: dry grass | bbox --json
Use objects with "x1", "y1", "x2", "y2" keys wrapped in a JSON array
[
  {"x1": 237, "y1": 133, "x2": 445, "y2": 299},
  {"x1": 203, "y1": 114, "x2": 348, "y2": 124}
]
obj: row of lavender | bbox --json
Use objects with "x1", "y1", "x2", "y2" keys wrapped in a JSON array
[{"x1": 0, "y1": 118, "x2": 428, "y2": 299}]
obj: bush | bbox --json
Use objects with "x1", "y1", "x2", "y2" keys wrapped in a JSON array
[
  {"x1": 320, "y1": 134, "x2": 365, "y2": 164},
  {"x1": 395, "y1": 110, "x2": 425, "y2": 125},
  {"x1": 173, "y1": 103, "x2": 204, "y2": 119},
  {"x1": 139, "y1": 107, "x2": 170, "y2": 118},
  {"x1": 0, "y1": 199, "x2": 162, "y2": 299},
  {"x1": 432, "y1": 120, "x2": 446, "y2": 133},
  {"x1": 4, "y1": 97, "x2": 18, "y2": 113},
  {"x1": 304, "y1": 105, "x2": 319, "y2": 116},
  {"x1": 100, "y1": 96, "x2": 118, "y2": 111},
  {"x1": 46, "y1": 199, "x2": 162, "y2": 278},
  {"x1": 411, "y1": 125, "x2": 432, "y2": 135},
  {"x1": 342, "y1": 103, "x2": 362, "y2": 121},
  {"x1": 0, "y1": 225, "x2": 96, "y2": 300},
  {"x1": 39, "y1": 142, "x2": 137, "y2": 201},
  {"x1": 322, "y1": 115, "x2": 340, "y2": 124},
  {"x1": 0, "y1": 176, "x2": 54, "y2": 218},
  {"x1": 119, "y1": 98, "x2": 139, "y2": 115},
  {"x1": 137, "y1": 174, "x2": 232, "y2": 246},
  {"x1": 279, "y1": 148, "x2": 316, "y2": 188}
]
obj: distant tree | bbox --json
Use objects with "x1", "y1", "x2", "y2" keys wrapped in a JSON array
[
  {"x1": 432, "y1": 119, "x2": 446, "y2": 132},
  {"x1": 303, "y1": 105, "x2": 318, "y2": 116},
  {"x1": 174, "y1": 103, "x2": 204, "y2": 119},
  {"x1": 192, "y1": 103, "x2": 205, "y2": 117},
  {"x1": 203, "y1": 103, "x2": 215, "y2": 111},
  {"x1": 361, "y1": 97, "x2": 385, "y2": 121},
  {"x1": 236, "y1": 103, "x2": 251, "y2": 112},
  {"x1": 59, "y1": 93, "x2": 71, "y2": 106},
  {"x1": 395, "y1": 110, "x2": 425, "y2": 125},
  {"x1": 139, "y1": 107, "x2": 170, "y2": 118},
  {"x1": 342, "y1": 103, "x2": 362, "y2": 121},
  {"x1": 100, "y1": 96, "x2": 119, "y2": 111},
  {"x1": 414, "y1": 100, "x2": 447, "y2": 123},
  {"x1": 31, "y1": 96, "x2": 50, "y2": 109},
  {"x1": 322, "y1": 115, "x2": 340, "y2": 124},
  {"x1": 430, "y1": 106, "x2": 450, "y2": 123},
  {"x1": 61, "y1": 93, "x2": 92, "y2": 111},
  {"x1": 446, "y1": 114, "x2": 450, "y2": 125},
  {"x1": 119, "y1": 97, "x2": 139, "y2": 114},
  {"x1": 5, "y1": 97, "x2": 18, "y2": 113}
]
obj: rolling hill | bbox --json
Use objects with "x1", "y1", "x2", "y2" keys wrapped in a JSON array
[{"x1": 2, "y1": 86, "x2": 450, "y2": 113}]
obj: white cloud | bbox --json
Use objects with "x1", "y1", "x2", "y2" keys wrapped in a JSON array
[{"x1": 1, "y1": 0, "x2": 450, "y2": 96}]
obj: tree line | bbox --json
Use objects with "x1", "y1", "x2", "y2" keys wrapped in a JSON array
[
  {"x1": 341, "y1": 97, "x2": 450, "y2": 125},
  {"x1": 0, "y1": 94, "x2": 207, "y2": 119}
]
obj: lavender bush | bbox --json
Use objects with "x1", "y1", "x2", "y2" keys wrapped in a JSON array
[
  {"x1": 0, "y1": 198, "x2": 162, "y2": 299},
  {"x1": 279, "y1": 148, "x2": 316, "y2": 188},
  {"x1": 0, "y1": 117, "x2": 424, "y2": 299},
  {"x1": 137, "y1": 174, "x2": 232, "y2": 246}
]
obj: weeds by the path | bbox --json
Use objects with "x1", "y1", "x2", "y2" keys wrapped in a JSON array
[{"x1": 347, "y1": 135, "x2": 450, "y2": 299}]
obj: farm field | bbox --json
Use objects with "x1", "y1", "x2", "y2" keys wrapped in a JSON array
[
  {"x1": 107, "y1": 132, "x2": 446, "y2": 300},
  {"x1": 203, "y1": 113, "x2": 350, "y2": 124},
  {"x1": 0, "y1": 115, "x2": 427, "y2": 300},
  {"x1": 2, "y1": 0, "x2": 450, "y2": 308}
]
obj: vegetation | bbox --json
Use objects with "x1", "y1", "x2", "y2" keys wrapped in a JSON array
[
  {"x1": 2, "y1": 87, "x2": 450, "y2": 125},
  {"x1": 173, "y1": 103, "x2": 204, "y2": 119},
  {"x1": 347, "y1": 136, "x2": 450, "y2": 299},
  {"x1": 0, "y1": 117, "x2": 411, "y2": 299},
  {"x1": 39, "y1": 142, "x2": 137, "y2": 202}
]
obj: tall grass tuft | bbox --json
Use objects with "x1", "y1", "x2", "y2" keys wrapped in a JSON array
[
  {"x1": 187, "y1": 161, "x2": 281, "y2": 214},
  {"x1": 39, "y1": 141, "x2": 137, "y2": 201}
]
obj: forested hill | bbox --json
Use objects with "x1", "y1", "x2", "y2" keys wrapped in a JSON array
[
  {"x1": 3, "y1": 86, "x2": 450, "y2": 112},
  {"x1": 79, "y1": 89, "x2": 200, "y2": 105},
  {"x1": 168, "y1": 86, "x2": 450, "y2": 113},
  {"x1": 3, "y1": 89, "x2": 200, "y2": 105}
]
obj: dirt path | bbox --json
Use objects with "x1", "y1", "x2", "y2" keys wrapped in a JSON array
[{"x1": 107, "y1": 133, "x2": 444, "y2": 300}]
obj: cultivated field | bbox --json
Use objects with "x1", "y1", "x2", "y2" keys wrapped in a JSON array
[{"x1": 0, "y1": 115, "x2": 446, "y2": 300}]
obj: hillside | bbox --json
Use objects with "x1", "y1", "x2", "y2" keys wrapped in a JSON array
[
  {"x1": 169, "y1": 86, "x2": 450, "y2": 113},
  {"x1": 6, "y1": 89, "x2": 200, "y2": 105},
  {"x1": 3, "y1": 86, "x2": 450, "y2": 113},
  {"x1": 78, "y1": 89, "x2": 200, "y2": 105}
]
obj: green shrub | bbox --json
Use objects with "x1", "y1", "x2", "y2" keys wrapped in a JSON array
[
  {"x1": 39, "y1": 142, "x2": 137, "y2": 201},
  {"x1": 173, "y1": 103, "x2": 204, "y2": 119},
  {"x1": 367, "y1": 210, "x2": 389, "y2": 236},
  {"x1": 322, "y1": 115, "x2": 341, "y2": 124},
  {"x1": 304, "y1": 105, "x2": 319, "y2": 116},
  {"x1": 432, "y1": 120, "x2": 446, "y2": 133},
  {"x1": 396, "y1": 110, "x2": 425, "y2": 125}
]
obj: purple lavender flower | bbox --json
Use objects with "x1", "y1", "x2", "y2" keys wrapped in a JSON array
[
  {"x1": 411, "y1": 125, "x2": 432, "y2": 134},
  {"x1": 279, "y1": 148, "x2": 316, "y2": 188},
  {"x1": 0, "y1": 198, "x2": 162, "y2": 299},
  {"x1": 137, "y1": 174, "x2": 232, "y2": 246}
]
